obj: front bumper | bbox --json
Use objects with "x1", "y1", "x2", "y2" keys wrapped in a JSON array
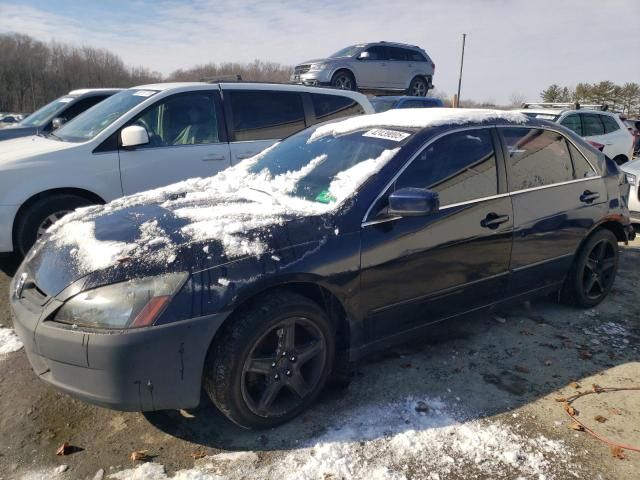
[
  {"x1": 0, "y1": 204, "x2": 19, "y2": 252},
  {"x1": 11, "y1": 287, "x2": 230, "y2": 411},
  {"x1": 290, "y1": 70, "x2": 333, "y2": 86}
]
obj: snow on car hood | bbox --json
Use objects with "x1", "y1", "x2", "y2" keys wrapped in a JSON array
[
  {"x1": 27, "y1": 145, "x2": 399, "y2": 293},
  {"x1": 308, "y1": 108, "x2": 528, "y2": 142},
  {"x1": 0, "y1": 134, "x2": 77, "y2": 164}
]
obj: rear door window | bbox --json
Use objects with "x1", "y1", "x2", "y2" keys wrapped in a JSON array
[
  {"x1": 228, "y1": 91, "x2": 305, "y2": 141},
  {"x1": 395, "y1": 128, "x2": 498, "y2": 206},
  {"x1": 581, "y1": 114, "x2": 605, "y2": 136},
  {"x1": 601, "y1": 115, "x2": 620, "y2": 133},
  {"x1": 387, "y1": 47, "x2": 408, "y2": 61},
  {"x1": 310, "y1": 94, "x2": 364, "y2": 123},
  {"x1": 502, "y1": 128, "x2": 573, "y2": 190},
  {"x1": 559, "y1": 114, "x2": 582, "y2": 135}
]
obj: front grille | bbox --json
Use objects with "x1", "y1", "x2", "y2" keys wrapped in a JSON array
[{"x1": 294, "y1": 64, "x2": 311, "y2": 75}]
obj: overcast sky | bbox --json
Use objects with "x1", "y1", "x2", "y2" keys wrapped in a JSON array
[{"x1": 0, "y1": 0, "x2": 638, "y2": 103}]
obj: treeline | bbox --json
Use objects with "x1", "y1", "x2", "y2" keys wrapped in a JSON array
[
  {"x1": 0, "y1": 33, "x2": 162, "y2": 112},
  {"x1": 0, "y1": 33, "x2": 294, "y2": 113},
  {"x1": 540, "y1": 81, "x2": 640, "y2": 115}
]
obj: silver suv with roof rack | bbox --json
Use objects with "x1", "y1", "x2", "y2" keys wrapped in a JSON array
[
  {"x1": 514, "y1": 102, "x2": 634, "y2": 165},
  {"x1": 291, "y1": 41, "x2": 435, "y2": 97}
]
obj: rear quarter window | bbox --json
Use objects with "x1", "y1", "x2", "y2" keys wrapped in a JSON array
[
  {"x1": 311, "y1": 94, "x2": 364, "y2": 123},
  {"x1": 601, "y1": 115, "x2": 620, "y2": 133},
  {"x1": 582, "y1": 114, "x2": 605, "y2": 136}
]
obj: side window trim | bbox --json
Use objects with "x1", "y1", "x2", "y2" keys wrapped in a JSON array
[
  {"x1": 362, "y1": 126, "x2": 504, "y2": 225},
  {"x1": 497, "y1": 125, "x2": 601, "y2": 195}
]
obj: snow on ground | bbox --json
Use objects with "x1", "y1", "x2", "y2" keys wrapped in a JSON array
[
  {"x1": 106, "y1": 397, "x2": 570, "y2": 480},
  {"x1": 308, "y1": 108, "x2": 528, "y2": 142},
  {"x1": 0, "y1": 326, "x2": 23, "y2": 355}
]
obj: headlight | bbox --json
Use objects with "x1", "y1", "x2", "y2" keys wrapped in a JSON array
[
  {"x1": 54, "y1": 272, "x2": 188, "y2": 329},
  {"x1": 625, "y1": 173, "x2": 636, "y2": 186},
  {"x1": 308, "y1": 63, "x2": 327, "y2": 72}
]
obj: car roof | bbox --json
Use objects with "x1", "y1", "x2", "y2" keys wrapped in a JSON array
[{"x1": 130, "y1": 82, "x2": 372, "y2": 102}]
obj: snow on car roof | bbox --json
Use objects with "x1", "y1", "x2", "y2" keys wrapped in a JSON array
[{"x1": 308, "y1": 108, "x2": 528, "y2": 142}]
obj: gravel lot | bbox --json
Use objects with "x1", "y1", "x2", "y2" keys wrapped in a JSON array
[{"x1": 1, "y1": 238, "x2": 639, "y2": 480}]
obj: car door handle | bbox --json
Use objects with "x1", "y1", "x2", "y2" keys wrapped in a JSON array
[
  {"x1": 481, "y1": 212, "x2": 510, "y2": 229},
  {"x1": 236, "y1": 153, "x2": 256, "y2": 160},
  {"x1": 201, "y1": 154, "x2": 226, "y2": 162},
  {"x1": 580, "y1": 190, "x2": 600, "y2": 203}
]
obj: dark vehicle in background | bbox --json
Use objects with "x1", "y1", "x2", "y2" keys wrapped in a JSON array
[
  {"x1": 370, "y1": 95, "x2": 444, "y2": 112},
  {"x1": 292, "y1": 41, "x2": 435, "y2": 96},
  {"x1": 11, "y1": 109, "x2": 634, "y2": 429},
  {"x1": 0, "y1": 88, "x2": 122, "y2": 141}
]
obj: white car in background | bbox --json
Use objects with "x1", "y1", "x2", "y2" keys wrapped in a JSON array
[
  {"x1": 516, "y1": 103, "x2": 634, "y2": 165},
  {"x1": 0, "y1": 82, "x2": 373, "y2": 255},
  {"x1": 620, "y1": 160, "x2": 640, "y2": 224}
]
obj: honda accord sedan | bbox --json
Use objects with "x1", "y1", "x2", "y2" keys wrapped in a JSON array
[{"x1": 10, "y1": 108, "x2": 635, "y2": 429}]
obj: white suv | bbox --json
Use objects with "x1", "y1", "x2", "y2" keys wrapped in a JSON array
[
  {"x1": 0, "y1": 82, "x2": 373, "y2": 254},
  {"x1": 516, "y1": 103, "x2": 634, "y2": 165},
  {"x1": 620, "y1": 160, "x2": 640, "y2": 224}
]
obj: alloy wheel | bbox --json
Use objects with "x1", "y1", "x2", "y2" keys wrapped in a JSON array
[
  {"x1": 412, "y1": 80, "x2": 427, "y2": 96},
  {"x1": 241, "y1": 316, "x2": 327, "y2": 418},
  {"x1": 333, "y1": 75, "x2": 352, "y2": 90},
  {"x1": 581, "y1": 239, "x2": 616, "y2": 300},
  {"x1": 36, "y1": 210, "x2": 71, "y2": 238}
]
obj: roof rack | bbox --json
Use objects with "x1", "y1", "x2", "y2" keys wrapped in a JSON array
[
  {"x1": 203, "y1": 74, "x2": 243, "y2": 83},
  {"x1": 522, "y1": 102, "x2": 609, "y2": 111}
]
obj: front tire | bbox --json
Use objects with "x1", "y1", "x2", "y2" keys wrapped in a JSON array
[
  {"x1": 331, "y1": 70, "x2": 356, "y2": 91},
  {"x1": 560, "y1": 229, "x2": 619, "y2": 308},
  {"x1": 14, "y1": 194, "x2": 94, "y2": 256},
  {"x1": 204, "y1": 291, "x2": 335, "y2": 429}
]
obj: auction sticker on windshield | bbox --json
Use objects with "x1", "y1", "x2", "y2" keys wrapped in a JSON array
[
  {"x1": 133, "y1": 90, "x2": 157, "y2": 97},
  {"x1": 363, "y1": 128, "x2": 411, "y2": 142}
]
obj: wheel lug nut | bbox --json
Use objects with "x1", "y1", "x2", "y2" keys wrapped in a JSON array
[
  {"x1": 290, "y1": 356, "x2": 296, "y2": 362},
  {"x1": 274, "y1": 374, "x2": 280, "y2": 381},
  {"x1": 286, "y1": 370, "x2": 292, "y2": 376},
  {"x1": 271, "y1": 362, "x2": 276, "y2": 368},
  {"x1": 282, "y1": 351, "x2": 287, "y2": 357}
]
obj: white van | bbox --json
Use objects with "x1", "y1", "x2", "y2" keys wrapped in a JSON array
[{"x1": 0, "y1": 82, "x2": 373, "y2": 254}]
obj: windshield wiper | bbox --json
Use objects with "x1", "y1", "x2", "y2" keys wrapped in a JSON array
[
  {"x1": 248, "y1": 187, "x2": 280, "y2": 205},
  {"x1": 47, "y1": 131, "x2": 62, "y2": 141}
]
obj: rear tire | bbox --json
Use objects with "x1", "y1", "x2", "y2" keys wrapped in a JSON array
[
  {"x1": 331, "y1": 70, "x2": 356, "y2": 91},
  {"x1": 560, "y1": 229, "x2": 619, "y2": 308},
  {"x1": 407, "y1": 76, "x2": 429, "y2": 97},
  {"x1": 14, "y1": 194, "x2": 94, "y2": 255},
  {"x1": 204, "y1": 291, "x2": 335, "y2": 429}
]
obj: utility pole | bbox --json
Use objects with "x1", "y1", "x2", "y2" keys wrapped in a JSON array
[{"x1": 456, "y1": 33, "x2": 467, "y2": 107}]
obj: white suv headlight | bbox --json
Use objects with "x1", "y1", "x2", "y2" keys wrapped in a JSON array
[
  {"x1": 309, "y1": 63, "x2": 327, "y2": 72},
  {"x1": 625, "y1": 173, "x2": 637, "y2": 186},
  {"x1": 54, "y1": 272, "x2": 187, "y2": 329}
]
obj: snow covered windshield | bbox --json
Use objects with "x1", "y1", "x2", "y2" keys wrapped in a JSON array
[
  {"x1": 54, "y1": 89, "x2": 157, "y2": 142},
  {"x1": 248, "y1": 127, "x2": 413, "y2": 204}
]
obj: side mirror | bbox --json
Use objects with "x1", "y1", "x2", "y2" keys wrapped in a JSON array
[
  {"x1": 51, "y1": 117, "x2": 67, "y2": 129},
  {"x1": 358, "y1": 51, "x2": 370, "y2": 60},
  {"x1": 388, "y1": 188, "x2": 439, "y2": 217},
  {"x1": 121, "y1": 125, "x2": 149, "y2": 148}
]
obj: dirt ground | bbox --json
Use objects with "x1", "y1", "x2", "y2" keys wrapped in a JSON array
[{"x1": 0, "y1": 238, "x2": 639, "y2": 480}]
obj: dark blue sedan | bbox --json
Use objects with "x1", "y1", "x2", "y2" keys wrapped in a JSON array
[
  {"x1": 11, "y1": 108, "x2": 634, "y2": 429},
  {"x1": 370, "y1": 95, "x2": 444, "y2": 112}
]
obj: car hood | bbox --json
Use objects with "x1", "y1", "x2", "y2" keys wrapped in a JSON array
[
  {"x1": 0, "y1": 134, "x2": 77, "y2": 164},
  {"x1": 620, "y1": 158, "x2": 640, "y2": 175},
  {"x1": 22, "y1": 183, "x2": 336, "y2": 297},
  {"x1": 298, "y1": 58, "x2": 331, "y2": 65},
  {"x1": 0, "y1": 125, "x2": 38, "y2": 141}
]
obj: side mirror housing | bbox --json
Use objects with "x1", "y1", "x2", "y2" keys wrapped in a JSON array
[
  {"x1": 358, "y1": 51, "x2": 370, "y2": 60},
  {"x1": 121, "y1": 125, "x2": 149, "y2": 148},
  {"x1": 388, "y1": 188, "x2": 439, "y2": 217},
  {"x1": 51, "y1": 117, "x2": 67, "y2": 129}
]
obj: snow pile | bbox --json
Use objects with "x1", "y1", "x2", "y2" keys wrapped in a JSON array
[
  {"x1": 47, "y1": 146, "x2": 397, "y2": 274},
  {"x1": 108, "y1": 397, "x2": 571, "y2": 480},
  {"x1": 309, "y1": 108, "x2": 528, "y2": 142},
  {"x1": 0, "y1": 326, "x2": 23, "y2": 355}
]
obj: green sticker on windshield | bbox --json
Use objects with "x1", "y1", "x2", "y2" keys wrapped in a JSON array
[{"x1": 315, "y1": 190, "x2": 336, "y2": 204}]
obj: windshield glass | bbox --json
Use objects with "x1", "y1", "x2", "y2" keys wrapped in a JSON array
[
  {"x1": 370, "y1": 98, "x2": 399, "y2": 113},
  {"x1": 247, "y1": 126, "x2": 413, "y2": 204},
  {"x1": 54, "y1": 89, "x2": 158, "y2": 142},
  {"x1": 20, "y1": 96, "x2": 75, "y2": 127},
  {"x1": 329, "y1": 45, "x2": 363, "y2": 58}
]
